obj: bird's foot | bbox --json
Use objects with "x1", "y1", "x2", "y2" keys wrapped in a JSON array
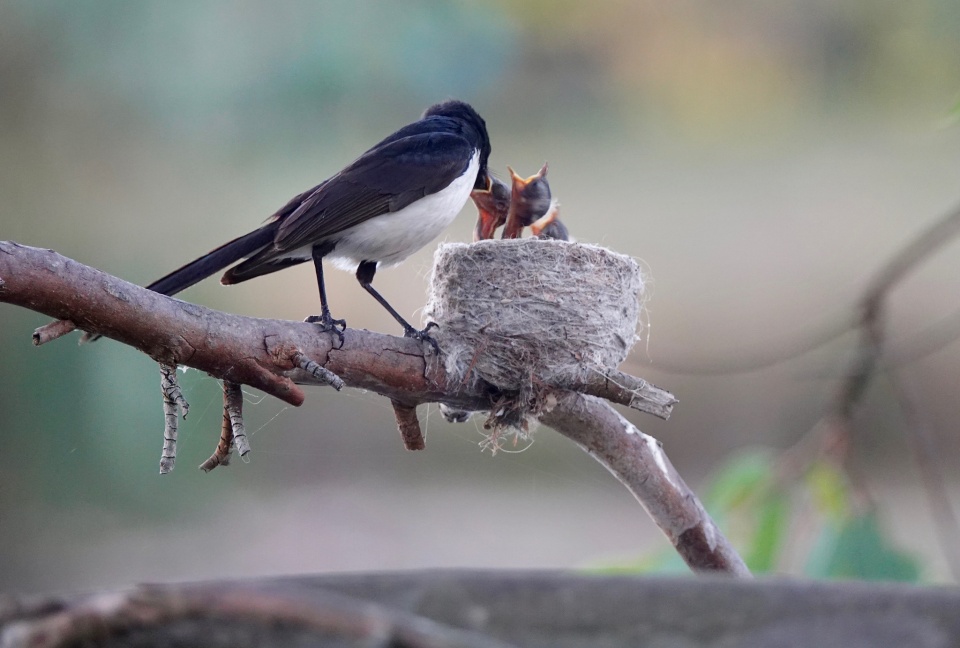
[
  {"x1": 404, "y1": 322, "x2": 440, "y2": 353},
  {"x1": 305, "y1": 312, "x2": 347, "y2": 347}
]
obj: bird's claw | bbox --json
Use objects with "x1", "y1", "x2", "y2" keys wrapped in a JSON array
[
  {"x1": 404, "y1": 322, "x2": 440, "y2": 353},
  {"x1": 305, "y1": 312, "x2": 347, "y2": 347}
]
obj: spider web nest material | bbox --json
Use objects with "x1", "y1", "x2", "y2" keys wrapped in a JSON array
[{"x1": 425, "y1": 239, "x2": 644, "y2": 437}]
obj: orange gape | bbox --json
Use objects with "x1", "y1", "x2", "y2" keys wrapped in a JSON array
[
  {"x1": 470, "y1": 174, "x2": 511, "y2": 241},
  {"x1": 470, "y1": 161, "x2": 570, "y2": 241}
]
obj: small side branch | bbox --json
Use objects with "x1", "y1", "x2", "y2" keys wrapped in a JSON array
[
  {"x1": 199, "y1": 382, "x2": 248, "y2": 472},
  {"x1": 159, "y1": 364, "x2": 189, "y2": 475},
  {"x1": 200, "y1": 380, "x2": 250, "y2": 472},
  {"x1": 224, "y1": 381, "x2": 250, "y2": 459},
  {"x1": 200, "y1": 407, "x2": 235, "y2": 472},
  {"x1": 582, "y1": 369, "x2": 677, "y2": 419},
  {"x1": 32, "y1": 320, "x2": 77, "y2": 346},
  {"x1": 391, "y1": 400, "x2": 425, "y2": 450},
  {"x1": 779, "y1": 203, "x2": 960, "y2": 580}
]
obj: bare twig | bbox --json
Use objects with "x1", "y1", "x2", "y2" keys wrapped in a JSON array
[
  {"x1": 391, "y1": 400, "x2": 425, "y2": 450},
  {"x1": 885, "y1": 302, "x2": 960, "y2": 367},
  {"x1": 778, "y1": 204, "x2": 960, "y2": 579},
  {"x1": 632, "y1": 203, "x2": 960, "y2": 379},
  {"x1": 223, "y1": 381, "x2": 250, "y2": 459},
  {"x1": 32, "y1": 319, "x2": 77, "y2": 346},
  {"x1": 861, "y1": 203, "x2": 960, "y2": 306},
  {"x1": 199, "y1": 381, "x2": 249, "y2": 473},
  {"x1": 199, "y1": 397, "x2": 235, "y2": 473},
  {"x1": 886, "y1": 368, "x2": 960, "y2": 577},
  {"x1": 843, "y1": 205, "x2": 960, "y2": 579},
  {"x1": 583, "y1": 369, "x2": 678, "y2": 419},
  {"x1": 633, "y1": 316, "x2": 854, "y2": 376},
  {"x1": 159, "y1": 364, "x2": 190, "y2": 416},
  {"x1": 159, "y1": 364, "x2": 189, "y2": 474}
]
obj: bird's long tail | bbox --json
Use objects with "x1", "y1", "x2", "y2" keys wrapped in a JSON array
[{"x1": 147, "y1": 224, "x2": 277, "y2": 296}]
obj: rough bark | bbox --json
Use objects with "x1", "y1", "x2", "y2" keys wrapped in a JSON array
[{"x1": 0, "y1": 240, "x2": 745, "y2": 576}]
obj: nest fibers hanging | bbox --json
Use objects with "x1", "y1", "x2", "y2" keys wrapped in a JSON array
[{"x1": 425, "y1": 238, "x2": 645, "y2": 427}]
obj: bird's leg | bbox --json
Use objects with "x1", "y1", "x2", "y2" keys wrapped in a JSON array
[
  {"x1": 305, "y1": 245, "x2": 346, "y2": 344},
  {"x1": 356, "y1": 261, "x2": 439, "y2": 352}
]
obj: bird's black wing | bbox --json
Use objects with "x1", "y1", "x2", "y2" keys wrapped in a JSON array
[{"x1": 272, "y1": 131, "x2": 475, "y2": 252}]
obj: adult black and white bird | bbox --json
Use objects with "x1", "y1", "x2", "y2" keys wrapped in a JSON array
[{"x1": 144, "y1": 99, "x2": 491, "y2": 345}]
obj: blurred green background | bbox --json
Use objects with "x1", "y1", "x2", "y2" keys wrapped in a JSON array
[{"x1": 3, "y1": 0, "x2": 960, "y2": 593}]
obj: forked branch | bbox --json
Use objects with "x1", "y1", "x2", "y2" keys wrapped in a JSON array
[{"x1": 0, "y1": 240, "x2": 745, "y2": 575}]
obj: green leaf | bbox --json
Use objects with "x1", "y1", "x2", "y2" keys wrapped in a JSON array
[
  {"x1": 745, "y1": 492, "x2": 789, "y2": 572},
  {"x1": 805, "y1": 518, "x2": 841, "y2": 579},
  {"x1": 947, "y1": 94, "x2": 960, "y2": 125},
  {"x1": 703, "y1": 450, "x2": 790, "y2": 573},
  {"x1": 705, "y1": 449, "x2": 775, "y2": 511},
  {"x1": 806, "y1": 511, "x2": 920, "y2": 582},
  {"x1": 805, "y1": 461, "x2": 848, "y2": 522}
]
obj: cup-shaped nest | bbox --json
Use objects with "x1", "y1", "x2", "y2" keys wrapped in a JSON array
[{"x1": 426, "y1": 239, "x2": 644, "y2": 396}]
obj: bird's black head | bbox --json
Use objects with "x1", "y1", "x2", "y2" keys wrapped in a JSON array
[{"x1": 423, "y1": 99, "x2": 491, "y2": 190}]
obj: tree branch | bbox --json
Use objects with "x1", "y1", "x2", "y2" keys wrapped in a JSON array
[
  {"x1": 542, "y1": 393, "x2": 751, "y2": 576},
  {"x1": 1, "y1": 241, "x2": 676, "y2": 418},
  {"x1": 776, "y1": 203, "x2": 960, "y2": 579},
  {"x1": 0, "y1": 240, "x2": 745, "y2": 576}
]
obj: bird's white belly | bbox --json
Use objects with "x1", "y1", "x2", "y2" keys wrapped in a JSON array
[{"x1": 327, "y1": 153, "x2": 480, "y2": 271}]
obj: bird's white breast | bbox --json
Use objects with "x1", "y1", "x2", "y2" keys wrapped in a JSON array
[{"x1": 328, "y1": 151, "x2": 480, "y2": 271}]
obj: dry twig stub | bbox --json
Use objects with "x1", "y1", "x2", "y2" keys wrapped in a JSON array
[
  {"x1": 32, "y1": 319, "x2": 77, "y2": 346},
  {"x1": 159, "y1": 364, "x2": 189, "y2": 474},
  {"x1": 390, "y1": 400, "x2": 426, "y2": 450},
  {"x1": 200, "y1": 392, "x2": 236, "y2": 472},
  {"x1": 223, "y1": 381, "x2": 250, "y2": 459}
]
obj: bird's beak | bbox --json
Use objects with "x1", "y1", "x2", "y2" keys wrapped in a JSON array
[
  {"x1": 472, "y1": 173, "x2": 493, "y2": 195},
  {"x1": 507, "y1": 162, "x2": 547, "y2": 187},
  {"x1": 471, "y1": 174, "x2": 511, "y2": 241}
]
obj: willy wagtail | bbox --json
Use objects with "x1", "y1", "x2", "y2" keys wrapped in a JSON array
[{"x1": 144, "y1": 99, "x2": 491, "y2": 344}]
